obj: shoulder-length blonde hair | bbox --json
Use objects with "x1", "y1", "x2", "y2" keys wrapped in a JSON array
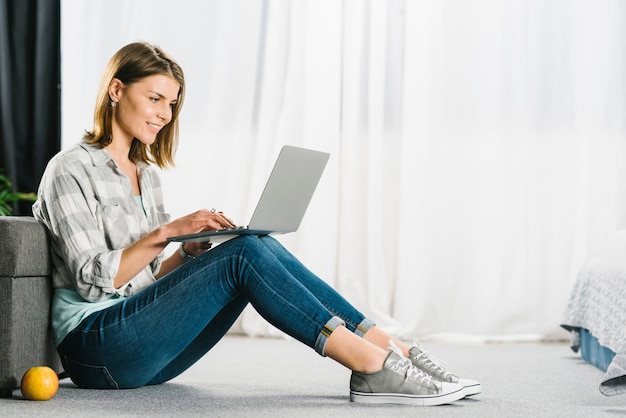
[{"x1": 84, "y1": 42, "x2": 185, "y2": 168}]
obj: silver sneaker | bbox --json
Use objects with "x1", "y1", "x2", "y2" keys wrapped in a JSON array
[
  {"x1": 408, "y1": 340, "x2": 482, "y2": 397},
  {"x1": 350, "y1": 342, "x2": 465, "y2": 406}
]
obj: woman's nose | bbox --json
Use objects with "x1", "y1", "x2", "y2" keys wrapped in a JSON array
[{"x1": 158, "y1": 104, "x2": 172, "y2": 122}]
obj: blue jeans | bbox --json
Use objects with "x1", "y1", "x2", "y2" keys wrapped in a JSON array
[{"x1": 57, "y1": 235, "x2": 375, "y2": 389}]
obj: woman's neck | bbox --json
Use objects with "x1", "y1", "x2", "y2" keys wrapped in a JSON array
[
  {"x1": 105, "y1": 138, "x2": 132, "y2": 166},
  {"x1": 105, "y1": 141, "x2": 141, "y2": 195}
]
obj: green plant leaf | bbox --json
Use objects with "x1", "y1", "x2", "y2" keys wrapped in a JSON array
[
  {"x1": 0, "y1": 201, "x2": 13, "y2": 216},
  {"x1": 0, "y1": 169, "x2": 37, "y2": 215}
]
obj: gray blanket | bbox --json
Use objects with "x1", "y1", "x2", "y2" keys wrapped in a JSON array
[{"x1": 561, "y1": 234, "x2": 626, "y2": 396}]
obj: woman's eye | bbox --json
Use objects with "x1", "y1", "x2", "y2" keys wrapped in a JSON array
[{"x1": 150, "y1": 97, "x2": 159, "y2": 102}]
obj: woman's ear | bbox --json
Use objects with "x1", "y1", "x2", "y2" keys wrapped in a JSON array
[{"x1": 108, "y1": 78, "x2": 124, "y2": 103}]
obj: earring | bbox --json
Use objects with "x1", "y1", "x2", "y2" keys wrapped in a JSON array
[{"x1": 110, "y1": 100, "x2": 117, "y2": 108}]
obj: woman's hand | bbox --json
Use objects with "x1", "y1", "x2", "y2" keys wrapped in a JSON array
[
  {"x1": 164, "y1": 208, "x2": 236, "y2": 257},
  {"x1": 166, "y1": 208, "x2": 235, "y2": 235},
  {"x1": 150, "y1": 208, "x2": 237, "y2": 281}
]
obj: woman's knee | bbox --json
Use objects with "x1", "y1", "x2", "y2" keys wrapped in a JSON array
[{"x1": 210, "y1": 235, "x2": 261, "y2": 256}]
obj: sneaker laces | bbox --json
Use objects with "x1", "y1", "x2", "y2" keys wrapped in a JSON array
[
  {"x1": 411, "y1": 339, "x2": 454, "y2": 380},
  {"x1": 388, "y1": 341, "x2": 434, "y2": 386}
]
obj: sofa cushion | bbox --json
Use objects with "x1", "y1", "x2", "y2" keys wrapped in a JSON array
[{"x1": 0, "y1": 216, "x2": 51, "y2": 277}]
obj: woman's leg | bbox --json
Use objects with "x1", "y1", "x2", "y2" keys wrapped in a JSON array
[
  {"x1": 57, "y1": 235, "x2": 466, "y2": 405},
  {"x1": 257, "y1": 236, "x2": 407, "y2": 353},
  {"x1": 58, "y1": 236, "x2": 361, "y2": 388},
  {"x1": 257, "y1": 236, "x2": 375, "y2": 334},
  {"x1": 146, "y1": 296, "x2": 248, "y2": 385}
]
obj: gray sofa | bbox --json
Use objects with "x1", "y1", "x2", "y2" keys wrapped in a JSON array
[{"x1": 0, "y1": 216, "x2": 63, "y2": 398}]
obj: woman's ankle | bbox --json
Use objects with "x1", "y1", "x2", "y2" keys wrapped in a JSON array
[
  {"x1": 364, "y1": 327, "x2": 410, "y2": 357},
  {"x1": 325, "y1": 326, "x2": 388, "y2": 372}
]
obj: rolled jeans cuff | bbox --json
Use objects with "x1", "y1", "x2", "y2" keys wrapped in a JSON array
[
  {"x1": 354, "y1": 318, "x2": 376, "y2": 337},
  {"x1": 315, "y1": 316, "x2": 345, "y2": 357}
]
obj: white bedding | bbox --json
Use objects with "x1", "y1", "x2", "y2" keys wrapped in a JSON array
[{"x1": 561, "y1": 234, "x2": 626, "y2": 396}]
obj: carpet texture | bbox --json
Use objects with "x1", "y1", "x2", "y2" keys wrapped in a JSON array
[{"x1": 2, "y1": 336, "x2": 625, "y2": 417}]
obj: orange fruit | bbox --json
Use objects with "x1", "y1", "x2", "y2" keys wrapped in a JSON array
[{"x1": 20, "y1": 366, "x2": 59, "y2": 401}]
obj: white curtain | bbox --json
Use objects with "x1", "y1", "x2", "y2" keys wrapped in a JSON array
[{"x1": 61, "y1": 0, "x2": 626, "y2": 341}]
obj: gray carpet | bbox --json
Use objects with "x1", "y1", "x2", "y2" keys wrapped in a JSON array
[{"x1": 2, "y1": 335, "x2": 625, "y2": 417}]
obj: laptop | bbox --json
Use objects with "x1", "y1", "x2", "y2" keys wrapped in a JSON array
[{"x1": 167, "y1": 145, "x2": 330, "y2": 244}]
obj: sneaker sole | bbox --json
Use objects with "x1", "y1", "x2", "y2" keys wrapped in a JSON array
[
  {"x1": 462, "y1": 383, "x2": 482, "y2": 397},
  {"x1": 350, "y1": 386, "x2": 465, "y2": 406}
]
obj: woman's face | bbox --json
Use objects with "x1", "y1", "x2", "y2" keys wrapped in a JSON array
[{"x1": 111, "y1": 74, "x2": 180, "y2": 146}]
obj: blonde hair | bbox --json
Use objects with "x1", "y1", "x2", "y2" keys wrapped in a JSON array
[{"x1": 84, "y1": 42, "x2": 185, "y2": 168}]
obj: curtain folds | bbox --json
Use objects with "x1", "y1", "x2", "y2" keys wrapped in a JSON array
[
  {"x1": 0, "y1": 0, "x2": 61, "y2": 215},
  {"x1": 61, "y1": 0, "x2": 626, "y2": 341}
]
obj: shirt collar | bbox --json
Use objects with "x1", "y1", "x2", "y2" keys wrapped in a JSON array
[
  {"x1": 79, "y1": 142, "x2": 151, "y2": 174},
  {"x1": 79, "y1": 142, "x2": 113, "y2": 167}
]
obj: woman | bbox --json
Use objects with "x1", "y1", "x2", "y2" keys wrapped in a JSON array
[{"x1": 33, "y1": 42, "x2": 479, "y2": 406}]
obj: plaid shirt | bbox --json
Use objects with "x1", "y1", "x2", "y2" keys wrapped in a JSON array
[{"x1": 33, "y1": 142, "x2": 170, "y2": 302}]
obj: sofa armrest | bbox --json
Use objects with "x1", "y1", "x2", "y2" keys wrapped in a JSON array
[{"x1": 0, "y1": 216, "x2": 51, "y2": 277}]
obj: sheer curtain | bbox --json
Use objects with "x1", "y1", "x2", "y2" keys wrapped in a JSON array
[{"x1": 61, "y1": 0, "x2": 626, "y2": 341}]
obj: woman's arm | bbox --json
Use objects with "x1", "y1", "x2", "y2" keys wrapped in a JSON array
[
  {"x1": 34, "y1": 145, "x2": 236, "y2": 297},
  {"x1": 114, "y1": 209, "x2": 235, "y2": 286},
  {"x1": 114, "y1": 225, "x2": 170, "y2": 288}
]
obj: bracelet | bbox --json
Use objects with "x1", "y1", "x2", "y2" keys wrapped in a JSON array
[{"x1": 178, "y1": 243, "x2": 195, "y2": 260}]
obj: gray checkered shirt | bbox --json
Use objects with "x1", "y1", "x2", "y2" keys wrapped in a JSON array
[{"x1": 33, "y1": 142, "x2": 171, "y2": 302}]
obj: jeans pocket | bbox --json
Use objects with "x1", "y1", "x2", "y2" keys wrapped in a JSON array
[{"x1": 63, "y1": 355, "x2": 120, "y2": 389}]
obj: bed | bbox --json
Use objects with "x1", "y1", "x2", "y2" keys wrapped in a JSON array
[{"x1": 561, "y1": 233, "x2": 626, "y2": 396}]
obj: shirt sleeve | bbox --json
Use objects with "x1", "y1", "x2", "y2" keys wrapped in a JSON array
[
  {"x1": 141, "y1": 166, "x2": 171, "y2": 277},
  {"x1": 34, "y1": 154, "x2": 125, "y2": 301}
]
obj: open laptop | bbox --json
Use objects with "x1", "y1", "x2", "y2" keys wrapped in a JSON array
[{"x1": 167, "y1": 145, "x2": 330, "y2": 244}]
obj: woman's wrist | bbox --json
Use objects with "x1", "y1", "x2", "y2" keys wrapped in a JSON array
[
  {"x1": 178, "y1": 243, "x2": 195, "y2": 260},
  {"x1": 148, "y1": 224, "x2": 173, "y2": 248}
]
